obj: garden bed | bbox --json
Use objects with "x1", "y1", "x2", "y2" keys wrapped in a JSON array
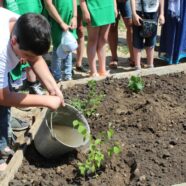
[{"x1": 10, "y1": 72, "x2": 186, "y2": 186}]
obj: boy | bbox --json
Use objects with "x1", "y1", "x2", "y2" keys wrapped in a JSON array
[
  {"x1": 0, "y1": 7, "x2": 64, "y2": 171},
  {"x1": 131, "y1": 0, "x2": 165, "y2": 70}
]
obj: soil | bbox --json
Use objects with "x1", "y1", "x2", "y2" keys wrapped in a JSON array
[{"x1": 9, "y1": 72, "x2": 186, "y2": 186}]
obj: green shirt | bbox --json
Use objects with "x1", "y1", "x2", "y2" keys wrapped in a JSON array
[{"x1": 86, "y1": 0, "x2": 115, "y2": 26}]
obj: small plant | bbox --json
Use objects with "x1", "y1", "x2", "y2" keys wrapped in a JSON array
[
  {"x1": 70, "y1": 80, "x2": 105, "y2": 117},
  {"x1": 128, "y1": 75, "x2": 144, "y2": 93},
  {"x1": 73, "y1": 121, "x2": 122, "y2": 176}
]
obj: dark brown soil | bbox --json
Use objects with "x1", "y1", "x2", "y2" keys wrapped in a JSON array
[{"x1": 10, "y1": 72, "x2": 186, "y2": 186}]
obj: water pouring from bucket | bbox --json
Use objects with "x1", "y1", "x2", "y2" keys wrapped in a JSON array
[{"x1": 34, "y1": 104, "x2": 90, "y2": 159}]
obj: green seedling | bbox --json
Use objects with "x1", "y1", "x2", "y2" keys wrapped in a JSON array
[
  {"x1": 128, "y1": 75, "x2": 144, "y2": 93},
  {"x1": 73, "y1": 121, "x2": 122, "y2": 176},
  {"x1": 70, "y1": 80, "x2": 105, "y2": 117}
]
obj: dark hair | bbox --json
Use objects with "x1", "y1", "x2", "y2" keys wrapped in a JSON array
[{"x1": 13, "y1": 13, "x2": 51, "y2": 55}]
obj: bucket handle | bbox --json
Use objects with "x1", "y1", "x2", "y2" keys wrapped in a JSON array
[{"x1": 45, "y1": 112, "x2": 56, "y2": 139}]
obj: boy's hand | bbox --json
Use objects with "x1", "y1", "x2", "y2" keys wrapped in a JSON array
[
  {"x1": 47, "y1": 96, "x2": 61, "y2": 110},
  {"x1": 83, "y1": 10, "x2": 91, "y2": 25},
  {"x1": 49, "y1": 89, "x2": 65, "y2": 107},
  {"x1": 159, "y1": 14, "x2": 165, "y2": 26},
  {"x1": 132, "y1": 13, "x2": 143, "y2": 26},
  {"x1": 70, "y1": 17, "x2": 77, "y2": 29},
  {"x1": 60, "y1": 22, "x2": 70, "y2": 32}
]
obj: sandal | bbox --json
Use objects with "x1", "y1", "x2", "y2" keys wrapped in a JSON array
[
  {"x1": 128, "y1": 58, "x2": 135, "y2": 67},
  {"x1": 109, "y1": 60, "x2": 118, "y2": 69},
  {"x1": 89, "y1": 72, "x2": 99, "y2": 77},
  {"x1": 99, "y1": 70, "x2": 110, "y2": 77}
]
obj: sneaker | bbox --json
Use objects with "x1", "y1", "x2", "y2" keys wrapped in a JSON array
[
  {"x1": 63, "y1": 76, "x2": 72, "y2": 81},
  {"x1": 29, "y1": 83, "x2": 44, "y2": 95},
  {"x1": 76, "y1": 66, "x2": 88, "y2": 73},
  {"x1": 11, "y1": 117, "x2": 30, "y2": 131}
]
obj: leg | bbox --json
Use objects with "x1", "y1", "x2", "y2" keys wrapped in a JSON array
[
  {"x1": 108, "y1": 19, "x2": 119, "y2": 68},
  {"x1": 87, "y1": 26, "x2": 99, "y2": 76},
  {"x1": 97, "y1": 24, "x2": 111, "y2": 75},
  {"x1": 26, "y1": 67, "x2": 44, "y2": 95},
  {"x1": 76, "y1": 9, "x2": 85, "y2": 69},
  {"x1": 146, "y1": 47, "x2": 155, "y2": 67},
  {"x1": 122, "y1": 17, "x2": 134, "y2": 63},
  {"x1": 0, "y1": 106, "x2": 10, "y2": 171},
  {"x1": 133, "y1": 47, "x2": 141, "y2": 69},
  {"x1": 63, "y1": 52, "x2": 73, "y2": 81}
]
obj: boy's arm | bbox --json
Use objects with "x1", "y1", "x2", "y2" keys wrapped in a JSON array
[
  {"x1": 131, "y1": 0, "x2": 142, "y2": 26},
  {"x1": 29, "y1": 56, "x2": 64, "y2": 104},
  {"x1": 70, "y1": 0, "x2": 77, "y2": 29},
  {"x1": 159, "y1": 0, "x2": 165, "y2": 25},
  {"x1": 43, "y1": 0, "x2": 69, "y2": 31},
  {"x1": 0, "y1": 88, "x2": 62, "y2": 110},
  {"x1": 80, "y1": 0, "x2": 91, "y2": 25}
]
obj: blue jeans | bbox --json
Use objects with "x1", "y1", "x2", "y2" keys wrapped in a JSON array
[
  {"x1": 0, "y1": 106, "x2": 11, "y2": 151},
  {"x1": 51, "y1": 48, "x2": 72, "y2": 80},
  {"x1": 117, "y1": 0, "x2": 132, "y2": 18},
  {"x1": 133, "y1": 11, "x2": 158, "y2": 49}
]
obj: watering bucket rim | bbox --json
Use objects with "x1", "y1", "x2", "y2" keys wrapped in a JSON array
[{"x1": 47, "y1": 104, "x2": 90, "y2": 148}]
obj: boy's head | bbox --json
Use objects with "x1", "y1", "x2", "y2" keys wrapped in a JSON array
[{"x1": 11, "y1": 13, "x2": 51, "y2": 60}]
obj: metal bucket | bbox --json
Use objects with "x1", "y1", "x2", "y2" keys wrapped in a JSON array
[{"x1": 34, "y1": 104, "x2": 90, "y2": 159}]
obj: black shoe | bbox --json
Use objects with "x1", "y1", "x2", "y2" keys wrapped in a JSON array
[
  {"x1": 29, "y1": 83, "x2": 44, "y2": 95},
  {"x1": 76, "y1": 66, "x2": 88, "y2": 73}
]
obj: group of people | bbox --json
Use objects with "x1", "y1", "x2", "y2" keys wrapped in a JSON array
[{"x1": 0, "y1": 0, "x2": 185, "y2": 172}]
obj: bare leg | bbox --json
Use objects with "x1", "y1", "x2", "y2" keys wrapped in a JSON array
[
  {"x1": 133, "y1": 47, "x2": 141, "y2": 69},
  {"x1": 146, "y1": 47, "x2": 154, "y2": 67},
  {"x1": 108, "y1": 20, "x2": 119, "y2": 62},
  {"x1": 87, "y1": 26, "x2": 99, "y2": 75},
  {"x1": 97, "y1": 24, "x2": 111, "y2": 75},
  {"x1": 122, "y1": 17, "x2": 134, "y2": 62},
  {"x1": 76, "y1": 13, "x2": 85, "y2": 68}
]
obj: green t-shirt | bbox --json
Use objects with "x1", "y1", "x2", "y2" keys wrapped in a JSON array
[
  {"x1": 86, "y1": 0, "x2": 115, "y2": 26},
  {"x1": 44, "y1": 0, "x2": 76, "y2": 48}
]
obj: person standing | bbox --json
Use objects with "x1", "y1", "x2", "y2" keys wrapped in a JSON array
[
  {"x1": 43, "y1": 0, "x2": 77, "y2": 82},
  {"x1": 108, "y1": 0, "x2": 134, "y2": 69},
  {"x1": 81, "y1": 0, "x2": 117, "y2": 77},
  {"x1": 131, "y1": 0, "x2": 165, "y2": 70}
]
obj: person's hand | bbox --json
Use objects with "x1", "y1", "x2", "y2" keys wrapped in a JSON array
[
  {"x1": 48, "y1": 89, "x2": 65, "y2": 107},
  {"x1": 132, "y1": 13, "x2": 143, "y2": 26},
  {"x1": 83, "y1": 10, "x2": 91, "y2": 25},
  {"x1": 159, "y1": 14, "x2": 165, "y2": 26},
  {"x1": 46, "y1": 96, "x2": 62, "y2": 110},
  {"x1": 70, "y1": 17, "x2": 77, "y2": 29},
  {"x1": 60, "y1": 22, "x2": 70, "y2": 32}
]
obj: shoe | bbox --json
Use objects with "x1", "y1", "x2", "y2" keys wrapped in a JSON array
[
  {"x1": 63, "y1": 76, "x2": 72, "y2": 81},
  {"x1": 89, "y1": 72, "x2": 99, "y2": 77},
  {"x1": 109, "y1": 60, "x2": 118, "y2": 69},
  {"x1": 134, "y1": 66, "x2": 141, "y2": 71},
  {"x1": 76, "y1": 66, "x2": 88, "y2": 73},
  {"x1": 29, "y1": 83, "x2": 44, "y2": 95},
  {"x1": 11, "y1": 117, "x2": 30, "y2": 131},
  {"x1": 99, "y1": 70, "x2": 110, "y2": 77},
  {"x1": 0, "y1": 147, "x2": 14, "y2": 160},
  {"x1": 128, "y1": 58, "x2": 135, "y2": 67}
]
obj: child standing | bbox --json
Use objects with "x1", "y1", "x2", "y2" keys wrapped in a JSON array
[
  {"x1": 43, "y1": 0, "x2": 77, "y2": 82},
  {"x1": 131, "y1": 0, "x2": 165, "y2": 70},
  {"x1": 81, "y1": 0, "x2": 117, "y2": 77}
]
